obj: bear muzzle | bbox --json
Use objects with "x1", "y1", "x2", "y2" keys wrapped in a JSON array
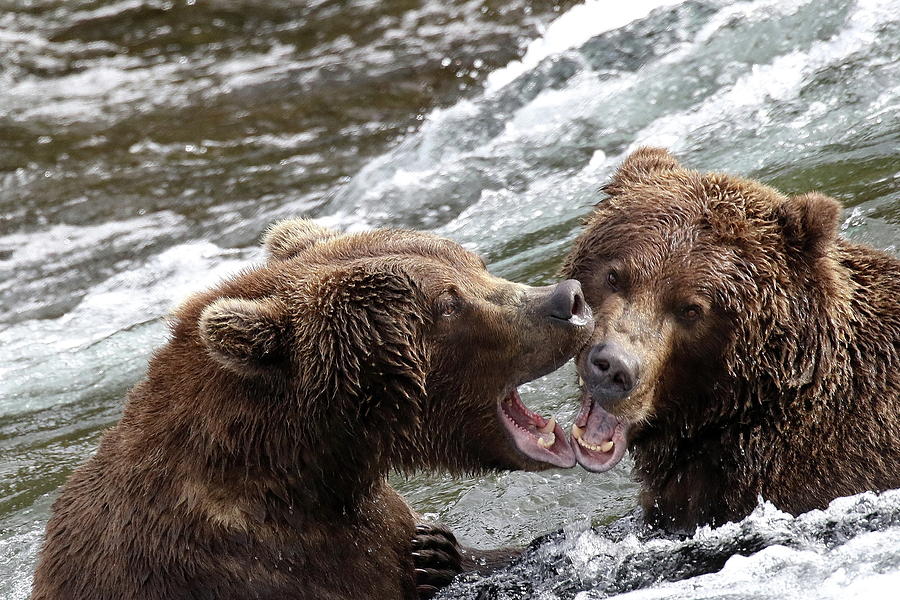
[{"x1": 586, "y1": 340, "x2": 641, "y2": 405}]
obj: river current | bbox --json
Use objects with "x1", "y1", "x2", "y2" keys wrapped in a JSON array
[{"x1": 1, "y1": 1, "x2": 898, "y2": 598}]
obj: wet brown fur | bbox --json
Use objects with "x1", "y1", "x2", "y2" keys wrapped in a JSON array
[
  {"x1": 32, "y1": 223, "x2": 590, "y2": 599},
  {"x1": 564, "y1": 148, "x2": 900, "y2": 531}
]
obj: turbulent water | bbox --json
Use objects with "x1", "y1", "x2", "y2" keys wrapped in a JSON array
[
  {"x1": 442, "y1": 491, "x2": 900, "y2": 599},
  {"x1": 1, "y1": 0, "x2": 898, "y2": 598}
]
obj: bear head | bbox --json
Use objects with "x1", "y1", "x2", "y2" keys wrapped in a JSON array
[
  {"x1": 562, "y1": 147, "x2": 846, "y2": 473},
  {"x1": 184, "y1": 221, "x2": 593, "y2": 497}
]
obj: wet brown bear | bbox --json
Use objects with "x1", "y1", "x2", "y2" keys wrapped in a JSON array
[
  {"x1": 32, "y1": 221, "x2": 593, "y2": 600},
  {"x1": 564, "y1": 148, "x2": 900, "y2": 532}
]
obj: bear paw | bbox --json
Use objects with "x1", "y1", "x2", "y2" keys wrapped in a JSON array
[{"x1": 412, "y1": 523, "x2": 462, "y2": 599}]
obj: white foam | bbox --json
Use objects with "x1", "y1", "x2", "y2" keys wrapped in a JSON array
[
  {"x1": 486, "y1": 0, "x2": 683, "y2": 91},
  {"x1": 0, "y1": 526, "x2": 42, "y2": 600},
  {"x1": 3, "y1": 57, "x2": 189, "y2": 120},
  {"x1": 209, "y1": 41, "x2": 297, "y2": 90},
  {"x1": 630, "y1": 0, "x2": 897, "y2": 154},
  {"x1": 558, "y1": 492, "x2": 900, "y2": 600},
  {"x1": 602, "y1": 527, "x2": 900, "y2": 600},
  {"x1": 0, "y1": 236, "x2": 255, "y2": 414},
  {"x1": 0, "y1": 212, "x2": 186, "y2": 270}
]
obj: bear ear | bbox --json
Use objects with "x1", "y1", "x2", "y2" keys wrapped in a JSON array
[
  {"x1": 263, "y1": 218, "x2": 339, "y2": 261},
  {"x1": 199, "y1": 297, "x2": 288, "y2": 375},
  {"x1": 776, "y1": 192, "x2": 842, "y2": 259},
  {"x1": 604, "y1": 147, "x2": 681, "y2": 195}
]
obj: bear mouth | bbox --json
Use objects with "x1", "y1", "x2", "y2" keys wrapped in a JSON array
[
  {"x1": 498, "y1": 389, "x2": 576, "y2": 468},
  {"x1": 569, "y1": 392, "x2": 629, "y2": 473}
]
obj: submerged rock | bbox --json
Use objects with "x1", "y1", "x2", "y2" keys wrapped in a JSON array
[{"x1": 441, "y1": 490, "x2": 900, "y2": 599}]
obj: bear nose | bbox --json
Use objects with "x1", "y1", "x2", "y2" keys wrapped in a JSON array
[
  {"x1": 545, "y1": 279, "x2": 588, "y2": 322},
  {"x1": 587, "y1": 341, "x2": 640, "y2": 403}
]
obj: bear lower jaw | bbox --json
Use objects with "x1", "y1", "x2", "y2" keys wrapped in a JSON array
[
  {"x1": 498, "y1": 389, "x2": 576, "y2": 469},
  {"x1": 571, "y1": 398, "x2": 629, "y2": 473}
]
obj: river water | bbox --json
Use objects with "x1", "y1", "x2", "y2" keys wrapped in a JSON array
[{"x1": 1, "y1": 1, "x2": 898, "y2": 598}]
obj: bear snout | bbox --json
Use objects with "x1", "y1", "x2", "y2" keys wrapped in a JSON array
[
  {"x1": 541, "y1": 279, "x2": 591, "y2": 325},
  {"x1": 586, "y1": 341, "x2": 641, "y2": 405}
]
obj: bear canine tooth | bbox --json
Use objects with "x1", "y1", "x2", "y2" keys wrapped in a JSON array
[
  {"x1": 599, "y1": 440, "x2": 614, "y2": 453},
  {"x1": 537, "y1": 433, "x2": 556, "y2": 448},
  {"x1": 571, "y1": 423, "x2": 585, "y2": 439},
  {"x1": 539, "y1": 417, "x2": 556, "y2": 433},
  {"x1": 578, "y1": 375, "x2": 584, "y2": 386}
]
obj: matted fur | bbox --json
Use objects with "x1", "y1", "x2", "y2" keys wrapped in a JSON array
[
  {"x1": 564, "y1": 148, "x2": 900, "y2": 531},
  {"x1": 32, "y1": 222, "x2": 591, "y2": 599}
]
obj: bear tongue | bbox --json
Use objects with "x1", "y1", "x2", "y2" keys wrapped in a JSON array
[{"x1": 570, "y1": 401, "x2": 629, "y2": 473}]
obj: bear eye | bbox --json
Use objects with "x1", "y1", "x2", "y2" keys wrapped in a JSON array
[
  {"x1": 679, "y1": 304, "x2": 703, "y2": 323},
  {"x1": 606, "y1": 269, "x2": 619, "y2": 290},
  {"x1": 436, "y1": 291, "x2": 460, "y2": 317}
]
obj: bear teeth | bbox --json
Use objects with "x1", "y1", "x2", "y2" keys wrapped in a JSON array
[
  {"x1": 575, "y1": 436, "x2": 614, "y2": 453},
  {"x1": 539, "y1": 417, "x2": 556, "y2": 434},
  {"x1": 537, "y1": 433, "x2": 556, "y2": 448},
  {"x1": 576, "y1": 437, "x2": 601, "y2": 451}
]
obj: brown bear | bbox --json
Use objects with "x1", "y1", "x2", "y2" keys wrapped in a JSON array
[
  {"x1": 31, "y1": 220, "x2": 593, "y2": 600},
  {"x1": 563, "y1": 147, "x2": 900, "y2": 532}
]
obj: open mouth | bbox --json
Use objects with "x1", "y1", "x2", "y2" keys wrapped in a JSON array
[
  {"x1": 569, "y1": 391, "x2": 629, "y2": 473},
  {"x1": 498, "y1": 388, "x2": 576, "y2": 468}
]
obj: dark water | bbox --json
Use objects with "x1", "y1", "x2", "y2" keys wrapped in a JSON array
[{"x1": 1, "y1": 0, "x2": 899, "y2": 598}]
